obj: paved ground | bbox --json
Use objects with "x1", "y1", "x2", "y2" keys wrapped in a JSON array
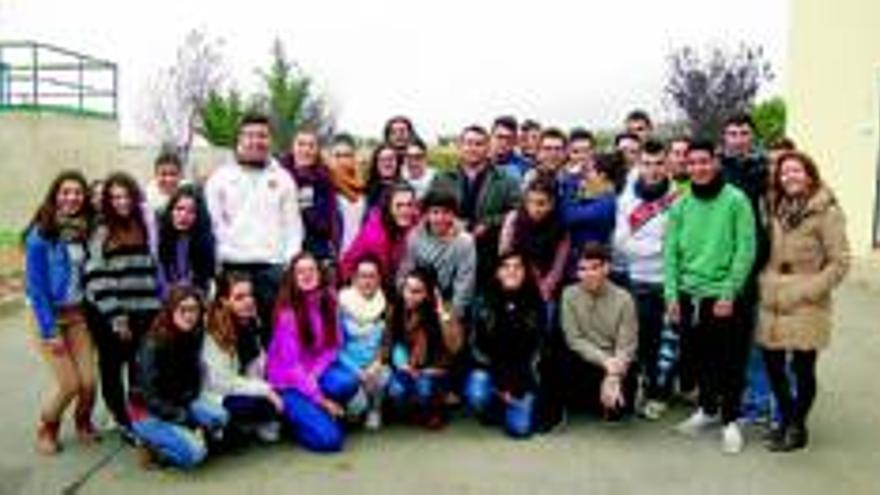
[{"x1": 0, "y1": 282, "x2": 878, "y2": 495}]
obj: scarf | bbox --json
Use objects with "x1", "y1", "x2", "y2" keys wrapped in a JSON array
[
  {"x1": 775, "y1": 195, "x2": 810, "y2": 231},
  {"x1": 55, "y1": 214, "x2": 89, "y2": 243},
  {"x1": 330, "y1": 163, "x2": 366, "y2": 202},
  {"x1": 339, "y1": 286, "x2": 387, "y2": 328},
  {"x1": 690, "y1": 174, "x2": 725, "y2": 200},
  {"x1": 634, "y1": 178, "x2": 670, "y2": 203}
]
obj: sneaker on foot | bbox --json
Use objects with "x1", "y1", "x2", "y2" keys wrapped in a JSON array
[
  {"x1": 255, "y1": 422, "x2": 281, "y2": 443},
  {"x1": 721, "y1": 422, "x2": 744, "y2": 454},
  {"x1": 675, "y1": 409, "x2": 720, "y2": 436},
  {"x1": 641, "y1": 400, "x2": 667, "y2": 421}
]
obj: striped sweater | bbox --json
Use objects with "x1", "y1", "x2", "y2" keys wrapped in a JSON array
[{"x1": 84, "y1": 226, "x2": 161, "y2": 326}]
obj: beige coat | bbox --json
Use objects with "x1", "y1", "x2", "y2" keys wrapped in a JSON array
[{"x1": 758, "y1": 187, "x2": 850, "y2": 351}]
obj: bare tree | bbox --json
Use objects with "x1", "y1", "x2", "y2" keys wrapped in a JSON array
[
  {"x1": 664, "y1": 43, "x2": 773, "y2": 140},
  {"x1": 139, "y1": 30, "x2": 227, "y2": 167}
]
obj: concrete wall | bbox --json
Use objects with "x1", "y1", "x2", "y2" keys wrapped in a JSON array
[
  {"x1": 788, "y1": 0, "x2": 880, "y2": 253},
  {"x1": 0, "y1": 111, "x2": 230, "y2": 232}
]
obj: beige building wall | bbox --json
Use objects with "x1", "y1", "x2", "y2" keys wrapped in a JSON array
[
  {"x1": 788, "y1": 0, "x2": 880, "y2": 254},
  {"x1": 0, "y1": 111, "x2": 230, "y2": 232}
]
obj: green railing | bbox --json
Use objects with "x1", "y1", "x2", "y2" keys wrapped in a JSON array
[{"x1": 0, "y1": 40, "x2": 117, "y2": 119}]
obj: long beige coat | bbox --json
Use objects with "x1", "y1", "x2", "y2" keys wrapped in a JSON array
[{"x1": 758, "y1": 187, "x2": 850, "y2": 351}]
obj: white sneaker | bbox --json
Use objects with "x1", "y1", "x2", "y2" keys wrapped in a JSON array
[
  {"x1": 640, "y1": 400, "x2": 667, "y2": 421},
  {"x1": 365, "y1": 410, "x2": 382, "y2": 431},
  {"x1": 675, "y1": 409, "x2": 720, "y2": 436},
  {"x1": 255, "y1": 421, "x2": 281, "y2": 443},
  {"x1": 721, "y1": 423, "x2": 744, "y2": 454}
]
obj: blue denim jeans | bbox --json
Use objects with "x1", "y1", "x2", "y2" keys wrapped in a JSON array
[
  {"x1": 131, "y1": 398, "x2": 229, "y2": 469},
  {"x1": 464, "y1": 369, "x2": 536, "y2": 439}
]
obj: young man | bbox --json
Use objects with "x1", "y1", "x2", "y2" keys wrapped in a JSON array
[
  {"x1": 401, "y1": 137, "x2": 436, "y2": 201},
  {"x1": 518, "y1": 119, "x2": 542, "y2": 164},
  {"x1": 666, "y1": 136, "x2": 691, "y2": 191},
  {"x1": 624, "y1": 109, "x2": 653, "y2": 143},
  {"x1": 522, "y1": 128, "x2": 568, "y2": 189},
  {"x1": 556, "y1": 243, "x2": 638, "y2": 422},
  {"x1": 664, "y1": 139, "x2": 756, "y2": 454},
  {"x1": 145, "y1": 151, "x2": 186, "y2": 213},
  {"x1": 431, "y1": 125, "x2": 520, "y2": 286},
  {"x1": 491, "y1": 116, "x2": 532, "y2": 183},
  {"x1": 565, "y1": 128, "x2": 596, "y2": 177},
  {"x1": 397, "y1": 187, "x2": 476, "y2": 321},
  {"x1": 613, "y1": 132, "x2": 642, "y2": 192},
  {"x1": 720, "y1": 113, "x2": 772, "y2": 424},
  {"x1": 383, "y1": 115, "x2": 416, "y2": 165},
  {"x1": 205, "y1": 113, "x2": 304, "y2": 344},
  {"x1": 612, "y1": 139, "x2": 679, "y2": 420}
]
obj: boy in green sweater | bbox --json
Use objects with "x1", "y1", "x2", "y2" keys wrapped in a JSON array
[{"x1": 663, "y1": 140, "x2": 756, "y2": 455}]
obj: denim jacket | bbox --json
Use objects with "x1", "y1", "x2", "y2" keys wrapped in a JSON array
[{"x1": 25, "y1": 228, "x2": 84, "y2": 340}]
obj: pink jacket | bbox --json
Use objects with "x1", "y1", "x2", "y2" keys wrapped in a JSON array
[
  {"x1": 266, "y1": 295, "x2": 340, "y2": 404},
  {"x1": 340, "y1": 207, "x2": 409, "y2": 283}
]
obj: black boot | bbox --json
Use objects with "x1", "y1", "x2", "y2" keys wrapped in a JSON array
[
  {"x1": 765, "y1": 425, "x2": 788, "y2": 452},
  {"x1": 785, "y1": 423, "x2": 809, "y2": 451}
]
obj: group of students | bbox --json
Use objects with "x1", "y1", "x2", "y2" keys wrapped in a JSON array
[{"x1": 24, "y1": 109, "x2": 850, "y2": 469}]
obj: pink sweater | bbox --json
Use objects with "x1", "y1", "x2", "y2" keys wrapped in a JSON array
[
  {"x1": 340, "y1": 207, "x2": 410, "y2": 283},
  {"x1": 266, "y1": 295, "x2": 340, "y2": 404}
]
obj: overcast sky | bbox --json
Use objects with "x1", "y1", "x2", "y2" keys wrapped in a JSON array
[{"x1": 1, "y1": 0, "x2": 788, "y2": 143}]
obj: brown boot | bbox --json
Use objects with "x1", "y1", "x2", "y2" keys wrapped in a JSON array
[
  {"x1": 36, "y1": 418, "x2": 61, "y2": 455},
  {"x1": 134, "y1": 445, "x2": 158, "y2": 470}
]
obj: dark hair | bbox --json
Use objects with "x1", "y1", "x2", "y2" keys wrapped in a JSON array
[
  {"x1": 569, "y1": 128, "x2": 595, "y2": 146},
  {"x1": 512, "y1": 179, "x2": 565, "y2": 273},
  {"x1": 580, "y1": 242, "x2": 610, "y2": 263},
  {"x1": 408, "y1": 136, "x2": 428, "y2": 153},
  {"x1": 380, "y1": 182, "x2": 417, "y2": 239},
  {"x1": 769, "y1": 137, "x2": 796, "y2": 151},
  {"x1": 461, "y1": 125, "x2": 489, "y2": 139},
  {"x1": 643, "y1": 139, "x2": 666, "y2": 155},
  {"x1": 352, "y1": 252, "x2": 382, "y2": 276},
  {"x1": 157, "y1": 185, "x2": 216, "y2": 292},
  {"x1": 331, "y1": 132, "x2": 357, "y2": 149},
  {"x1": 723, "y1": 113, "x2": 755, "y2": 131},
  {"x1": 154, "y1": 151, "x2": 182, "y2": 171},
  {"x1": 625, "y1": 109, "x2": 652, "y2": 127},
  {"x1": 101, "y1": 171, "x2": 148, "y2": 248},
  {"x1": 389, "y1": 265, "x2": 445, "y2": 364},
  {"x1": 668, "y1": 135, "x2": 692, "y2": 149},
  {"x1": 274, "y1": 252, "x2": 338, "y2": 349},
  {"x1": 490, "y1": 250, "x2": 542, "y2": 302},
  {"x1": 771, "y1": 150, "x2": 823, "y2": 210},
  {"x1": 540, "y1": 127, "x2": 568, "y2": 147},
  {"x1": 23, "y1": 170, "x2": 93, "y2": 243},
  {"x1": 520, "y1": 119, "x2": 541, "y2": 132},
  {"x1": 208, "y1": 271, "x2": 253, "y2": 355},
  {"x1": 383, "y1": 116, "x2": 415, "y2": 143},
  {"x1": 366, "y1": 143, "x2": 401, "y2": 206},
  {"x1": 149, "y1": 284, "x2": 205, "y2": 342},
  {"x1": 687, "y1": 139, "x2": 716, "y2": 157},
  {"x1": 492, "y1": 116, "x2": 518, "y2": 133},
  {"x1": 614, "y1": 132, "x2": 640, "y2": 147},
  {"x1": 594, "y1": 151, "x2": 624, "y2": 179},
  {"x1": 238, "y1": 112, "x2": 271, "y2": 134},
  {"x1": 422, "y1": 185, "x2": 460, "y2": 215}
]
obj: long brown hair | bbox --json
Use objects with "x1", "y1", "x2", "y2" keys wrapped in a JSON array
[
  {"x1": 101, "y1": 172, "x2": 148, "y2": 250},
  {"x1": 149, "y1": 285, "x2": 205, "y2": 342},
  {"x1": 274, "y1": 252, "x2": 338, "y2": 349},
  {"x1": 206, "y1": 271, "x2": 252, "y2": 355},
  {"x1": 770, "y1": 150, "x2": 822, "y2": 213},
  {"x1": 22, "y1": 170, "x2": 93, "y2": 243}
]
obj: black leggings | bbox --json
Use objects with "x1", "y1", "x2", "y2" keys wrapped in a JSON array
[{"x1": 762, "y1": 349, "x2": 818, "y2": 427}]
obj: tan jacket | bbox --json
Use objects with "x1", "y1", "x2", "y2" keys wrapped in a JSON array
[{"x1": 758, "y1": 187, "x2": 850, "y2": 351}]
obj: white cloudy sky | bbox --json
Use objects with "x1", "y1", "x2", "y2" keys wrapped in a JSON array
[{"x1": 0, "y1": 0, "x2": 788, "y2": 143}]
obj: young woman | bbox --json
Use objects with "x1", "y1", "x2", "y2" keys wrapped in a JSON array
[
  {"x1": 340, "y1": 183, "x2": 419, "y2": 287},
  {"x1": 281, "y1": 130, "x2": 340, "y2": 266},
  {"x1": 266, "y1": 253, "x2": 358, "y2": 453},
  {"x1": 203, "y1": 272, "x2": 283, "y2": 442},
  {"x1": 337, "y1": 255, "x2": 389, "y2": 430},
  {"x1": 466, "y1": 252, "x2": 543, "y2": 439},
  {"x1": 499, "y1": 178, "x2": 570, "y2": 304},
  {"x1": 328, "y1": 133, "x2": 368, "y2": 254},
  {"x1": 401, "y1": 138, "x2": 436, "y2": 201},
  {"x1": 385, "y1": 267, "x2": 462, "y2": 429},
  {"x1": 365, "y1": 143, "x2": 401, "y2": 211},
  {"x1": 84, "y1": 172, "x2": 162, "y2": 440},
  {"x1": 758, "y1": 151, "x2": 850, "y2": 452},
  {"x1": 130, "y1": 286, "x2": 228, "y2": 469},
  {"x1": 24, "y1": 170, "x2": 99, "y2": 455},
  {"x1": 156, "y1": 186, "x2": 216, "y2": 297}
]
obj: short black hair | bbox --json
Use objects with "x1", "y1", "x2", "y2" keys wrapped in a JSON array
[
  {"x1": 580, "y1": 242, "x2": 610, "y2": 263},
  {"x1": 625, "y1": 109, "x2": 652, "y2": 127},
  {"x1": 594, "y1": 151, "x2": 623, "y2": 178},
  {"x1": 687, "y1": 139, "x2": 716, "y2": 157},
  {"x1": 238, "y1": 112, "x2": 271, "y2": 134},
  {"x1": 769, "y1": 136, "x2": 796, "y2": 151},
  {"x1": 408, "y1": 136, "x2": 428, "y2": 152},
  {"x1": 540, "y1": 127, "x2": 568, "y2": 147},
  {"x1": 520, "y1": 119, "x2": 541, "y2": 132},
  {"x1": 723, "y1": 113, "x2": 755, "y2": 131},
  {"x1": 569, "y1": 128, "x2": 595, "y2": 146},
  {"x1": 668, "y1": 135, "x2": 691, "y2": 148},
  {"x1": 154, "y1": 151, "x2": 182, "y2": 171},
  {"x1": 461, "y1": 125, "x2": 489, "y2": 139},
  {"x1": 642, "y1": 139, "x2": 666, "y2": 155},
  {"x1": 614, "y1": 132, "x2": 640, "y2": 147},
  {"x1": 331, "y1": 132, "x2": 356, "y2": 149},
  {"x1": 492, "y1": 116, "x2": 518, "y2": 134},
  {"x1": 383, "y1": 115, "x2": 415, "y2": 140},
  {"x1": 422, "y1": 185, "x2": 460, "y2": 214}
]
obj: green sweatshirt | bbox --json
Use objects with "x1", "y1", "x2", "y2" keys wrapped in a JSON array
[{"x1": 663, "y1": 183, "x2": 756, "y2": 302}]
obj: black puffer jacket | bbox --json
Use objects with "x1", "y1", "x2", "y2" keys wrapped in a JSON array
[{"x1": 135, "y1": 330, "x2": 204, "y2": 422}]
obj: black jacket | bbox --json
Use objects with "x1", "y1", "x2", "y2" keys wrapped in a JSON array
[{"x1": 135, "y1": 331, "x2": 204, "y2": 422}]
